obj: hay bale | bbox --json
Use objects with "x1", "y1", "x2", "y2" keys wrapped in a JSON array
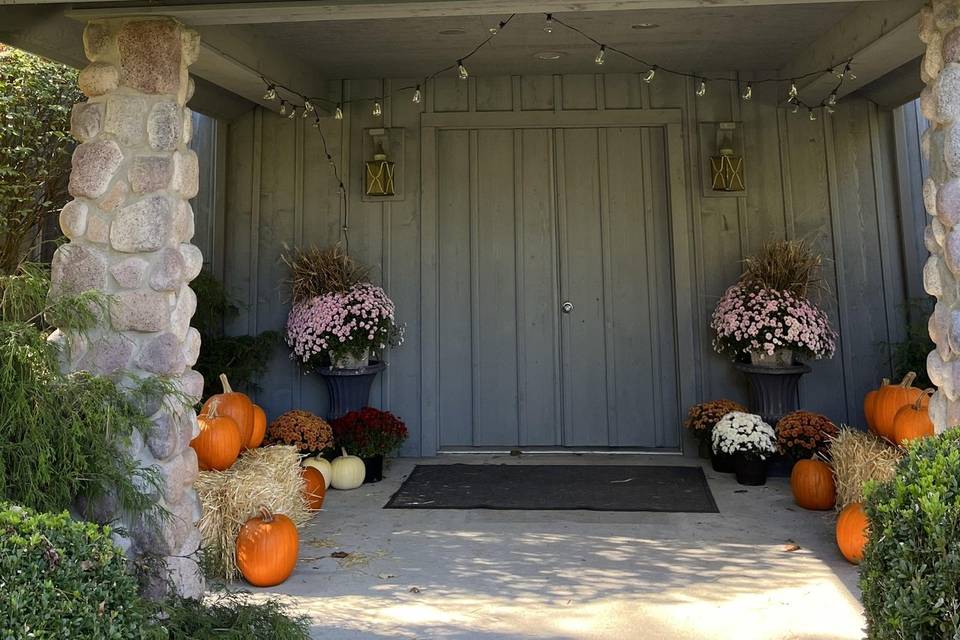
[
  {"x1": 196, "y1": 445, "x2": 310, "y2": 580},
  {"x1": 826, "y1": 428, "x2": 903, "y2": 510}
]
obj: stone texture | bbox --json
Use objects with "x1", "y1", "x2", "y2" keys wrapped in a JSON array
[
  {"x1": 936, "y1": 64, "x2": 960, "y2": 124},
  {"x1": 179, "y1": 243, "x2": 203, "y2": 281},
  {"x1": 173, "y1": 200, "x2": 195, "y2": 242},
  {"x1": 50, "y1": 244, "x2": 107, "y2": 295},
  {"x1": 924, "y1": 177, "x2": 938, "y2": 216},
  {"x1": 59, "y1": 200, "x2": 88, "y2": 239},
  {"x1": 179, "y1": 368, "x2": 205, "y2": 405},
  {"x1": 111, "y1": 195, "x2": 173, "y2": 252},
  {"x1": 183, "y1": 327, "x2": 201, "y2": 366},
  {"x1": 149, "y1": 248, "x2": 186, "y2": 291},
  {"x1": 85, "y1": 211, "x2": 111, "y2": 244},
  {"x1": 136, "y1": 332, "x2": 186, "y2": 375},
  {"x1": 104, "y1": 94, "x2": 148, "y2": 146},
  {"x1": 172, "y1": 150, "x2": 199, "y2": 199},
  {"x1": 98, "y1": 179, "x2": 129, "y2": 212},
  {"x1": 129, "y1": 155, "x2": 174, "y2": 194},
  {"x1": 147, "y1": 101, "x2": 182, "y2": 151},
  {"x1": 69, "y1": 140, "x2": 123, "y2": 198},
  {"x1": 83, "y1": 21, "x2": 116, "y2": 62},
  {"x1": 71, "y1": 102, "x2": 104, "y2": 142},
  {"x1": 946, "y1": 27, "x2": 960, "y2": 63},
  {"x1": 946, "y1": 122, "x2": 960, "y2": 176},
  {"x1": 170, "y1": 284, "x2": 197, "y2": 341},
  {"x1": 78, "y1": 62, "x2": 119, "y2": 97},
  {"x1": 925, "y1": 31, "x2": 945, "y2": 81},
  {"x1": 110, "y1": 290, "x2": 170, "y2": 332},
  {"x1": 110, "y1": 257, "x2": 149, "y2": 289},
  {"x1": 118, "y1": 20, "x2": 183, "y2": 95},
  {"x1": 146, "y1": 410, "x2": 182, "y2": 460},
  {"x1": 84, "y1": 332, "x2": 135, "y2": 375},
  {"x1": 182, "y1": 107, "x2": 193, "y2": 145}
]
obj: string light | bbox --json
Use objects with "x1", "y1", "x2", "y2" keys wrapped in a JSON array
[
  {"x1": 303, "y1": 99, "x2": 314, "y2": 112},
  {"x1": 288, "y1": 105, "x2": 297, "y2": 119},
  {"x1": 791, "y1": 102, "x2": 800, "y2": 114},
  {"x1": 458, "y1": 60, "x2": 469, "y2": 80},
  {"x1": 412, "y1": 85, "x2": 422, "y2": 104},
  {"x1": 696, "y1": 79, "x2": 707, "y2": 97},
  {"x1": 263, "y1": 84, "x2": 277, "y2": 101},
  {"x1": 279, "y1": 100, "x2": 287, "y2": 115},
  {"x1": 335, "y1": 105, "x2": 343, "y2": 120},
  {"x1": 594, "y1": 45, "x2": 606, "y2": 66},
  {"x1": 741, "y1": 83, "x2": 752, "y2": 101},
  {"x1": 808, "y1": 109, "x2": 817, "y2": 122},
  {"x1": 825, "y1": 105, "x2": 835, "y2": 115},
  {"x1": 827, "y1": 92, "x2": 838, "y2": 106},
  {"x1": 543, "y1": 14, "x2": 554, "y2": 34},
  {"x1": 788, "y1": 80, "x2": 798, "y2": 100},
  {"x1": 643, "y1": 67, "x2": 656, "y2": 83},
  {"x1": 372, "y1": 101, "x2": 382, "y2": 116},
  {"x1": 313, "y1": 116, "x2": 321, "y2": 129}
]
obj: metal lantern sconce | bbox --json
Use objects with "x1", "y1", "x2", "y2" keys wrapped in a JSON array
[
  {"x1": 710, "y1": 122, "x2": 745, "y2": 192},
  {"x1": 365, "y1": 142, "x2": 395, "y2": 197}
]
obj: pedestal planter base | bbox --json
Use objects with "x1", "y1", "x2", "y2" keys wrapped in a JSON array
[
  {"x1": 734, "y1": 362, "x2": 811, "y2": 425},
  {"x1": 734, "y1": 454, "x2": 768, "y2": 486},
  {"x1": 363, "y1": 455, "x2": 384, "y2": 483},
  {"x1": 317, "y1": 361, "x2": 387, "y2": 421}
]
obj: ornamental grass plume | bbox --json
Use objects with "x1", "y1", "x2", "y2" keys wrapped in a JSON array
[
  {"x1": 283, "y1": 245, "x2": 370, "y2": 304},
  {"x1": 776, "y1": 410, "x2": 839, "y2": 459},
  {"x1": 684, "y1": 400, "x2": 747, "y2": 438},
  {"x1": 740, "y1": 238, "x2": 825, "y2": 299}
]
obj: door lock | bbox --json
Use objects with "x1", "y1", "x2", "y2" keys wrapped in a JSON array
[{"x1": 561, "y1": 301, "x2": 575, "y2": 313}]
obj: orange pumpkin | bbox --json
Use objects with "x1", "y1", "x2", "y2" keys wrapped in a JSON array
[
  {"x1": 863, "y1": 378, "x2": 888, "y2": 433},
  {"x1": 203, "y1": 373, "x2": 254, "y2": 450},
  {"x1": 892, "y1": 389, "x2": 935, "y2": 446},
  {"x1": 873, "y1": 372, "x2": 924, "y2": 442},
  {"x1": 236, "y1": 506, "x2": 299, "y2": 587},
  {"x1": 248, "y1": 404, "x2": 267, "y2": 449},
  {"x1": 301, "y1": 466, "x2": 326, "y2": 510},
  {"x1": 790, "y1": 459, "x2": 836, "y2": 510},
  {"x1": 191, "y1": 399, "x2": 242, "y2": 471},
  {"x1": 836, "y1": 502, "x2": 869, "y2": 564}
]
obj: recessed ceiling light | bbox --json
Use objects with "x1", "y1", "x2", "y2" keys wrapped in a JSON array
[
  {"x1": 439, "y1": 28, "x2": 466, "y2": 35},
  {"x1": 534, "y1": 51, "x2": 567, "y2": 60},
  {"x1": 631, "y1": 23, "x2": 659, "y2": 29}
]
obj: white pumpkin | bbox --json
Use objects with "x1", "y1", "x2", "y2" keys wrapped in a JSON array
[
  {"x1": 303, "y1": 456, "x2": 332, "y2": 489},
  {"x1": 330, "y1": 448, "x2": 365, "y2": 490}
]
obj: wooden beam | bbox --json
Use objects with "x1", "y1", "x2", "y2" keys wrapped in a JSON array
[
  {"x1": 64, "y1": 0, "x2": 893, "y2": 27},
  {"x1": 781, "y1": 0, "x2": 925, "y2": 105}
]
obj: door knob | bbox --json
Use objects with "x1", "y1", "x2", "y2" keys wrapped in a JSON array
[{"x1": 561, "y1": 301, "x2": 574, "y2": 313}]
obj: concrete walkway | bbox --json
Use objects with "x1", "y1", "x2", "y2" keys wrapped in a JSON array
[{"x1": 257, "y1": 455, "x2": 865, "y2": 639}]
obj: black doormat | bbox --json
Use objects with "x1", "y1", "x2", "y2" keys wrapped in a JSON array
[{"x1": 384, "y1": 464, "x2": 718, "y2": 512}]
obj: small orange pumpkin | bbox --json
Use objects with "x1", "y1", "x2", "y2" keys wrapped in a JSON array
[
  {"x1": 248, "y1": 404, "x2": 267, "y2": 449},
  {"x1": 203, "y1": 373, "x2": 254, "y2": 450},
  {"x1": 236, "y1": 506, "x2": 299, "y2": 587},
  {"x1": 191, "y1": 399, "x2": 242, "y2": 471},
  {"x1": 790, "y1": 459, "x2": 836, "y2": 510},
  {"x1": 836, "y1": 502, "x2": 869, "y2": 564},
  {"x1": 873, "y1": 373, "x2": 923, "y2": 442},
  {"x1": 892, "y1": 389, "x2": 935, "y2": 446},
  {"x1": 301, "y1": 466, "x2": 326, "y2": 510},
  {"x1": 863, "y1": 378, "x2": 888, "y2": 433}
]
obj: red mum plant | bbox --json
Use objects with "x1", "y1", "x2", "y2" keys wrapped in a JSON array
[
  {"x1": 776, "y1": 410, "x2": 839, "y2": 459},
  {"x1": 331, "y1": 407, "x2": 408, "y2": 459}
]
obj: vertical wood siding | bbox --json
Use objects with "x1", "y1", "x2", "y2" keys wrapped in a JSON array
[{"x1": 216, "y1": 73, "x2": 920, "y2": 456}]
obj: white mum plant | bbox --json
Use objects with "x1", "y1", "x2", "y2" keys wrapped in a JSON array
[{"x1": 711, "y1": 412, "x2": 777, "y2": 459}]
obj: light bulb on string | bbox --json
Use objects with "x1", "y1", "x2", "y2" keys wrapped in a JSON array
[
  {"x1": 413, "y1": 85, "x2": 422, "y2": 104},
  {"x1": 809, "y1": 109, "x2": 817, "y2": 122},
  {"x1": 313, "y1": 116, "x2": 321, "y2": 129},
  {"x1": 302, "y1": 106, "x2": 310, "y2": 118},
  {"x1": 335, "y1": 105, "x2": 343, "y2": 120},
  {"x1": 279, "y1": 100, "x2": 287, "y2": 115},
  {"x1": 288, "y1": 106, "x2": 297, "y2": 119},
  {"x1": 791, "y1": 102, "x2": 800, "y2": 114},
  {"x1": 827, "y1": 92, "x2": 837, "y2": 106},
  {"x1": 458, "y1": 60, "x2": 469, "y2": 80},
  {"x1": 490, "y1": 21, "x2": 505, "y2": 35},
  {"x1": 787, "y1": 80, "x2": 799, "y2": 101},
  {"x1": 304, "y1": 99, "x2": 314, "y2": 113},
  {"x1": 594, "y1": 45, "x2": 607, "y2": 66},
  {"x1": 263, "y1": 85, "x2": 277, "y2": 101},
  {"x1": 373, "y1": 101, "x2": 382, "y2": 117},
  {"x1": 643, "y1": 67, "x2": 656, "y2": 83},
  {"x1": 544, "y1": 14, "x2": 554, "y2": 34},
  {"x1": 742, "y1": 83, "x2": 753, "y2": 101},
  {"x1": 696, "y1": 79, "x2": 707, "y2": 98},
  {"x1": 825, "y1": 105, "x2": 835, "y2": 115}
]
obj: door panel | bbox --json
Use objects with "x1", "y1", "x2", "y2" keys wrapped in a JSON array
[{"x1": 434, "y1": 123, "x2": 678, "y2": 449}]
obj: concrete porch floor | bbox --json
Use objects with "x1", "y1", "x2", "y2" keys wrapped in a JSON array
[{"x1": 255, "y1": 455, "x2": 865, "y2": 639}]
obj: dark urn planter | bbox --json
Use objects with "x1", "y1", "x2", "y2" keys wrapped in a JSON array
[
  {"x1": 362, "y1": 455, "x2": 384, "y2": 483},
  {"x1": 767, "y1": 452, "x2": 803, "y2": 478},
  {"x1": 697, "y1": 437, "x2": 712, "y2": 460},
  {"x1": 711, "y1": 449, "x2": 736, "y2": 473},
  {"x1": 317, "y1": 361, "x2": 387, "y2": 421},
  {"x1": 733, "y1": 362, "x2": 811, "y2": 426},
  {"x1": 734, "y1": 453, "x2": 768, "y2": 486}
]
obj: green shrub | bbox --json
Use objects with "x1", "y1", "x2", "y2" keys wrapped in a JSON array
[
  {"x1": 860, "y1": 430, "x2": 960, "y2": 638},
  {"x1": 0, "y1": 501, "x2": 153, "y2": 639},
  {"x1": 155, "y1": 592, "x2": 312, "y2": 639}
]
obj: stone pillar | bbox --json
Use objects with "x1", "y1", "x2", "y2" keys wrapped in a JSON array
[
  {"x1": 50, "y1": 17, "x2": 205, "y2": 598},
  {"x1": 921, "y1": 1, "x2": 960, "y2": 434}
]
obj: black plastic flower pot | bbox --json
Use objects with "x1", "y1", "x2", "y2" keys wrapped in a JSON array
[
  {"x1": 711, "y1": 449, "x2": 736, "y2": 473},
  {"x1": 362, "y1": 454, "x2": 384, "y2": 483},
  {"x1": 734, "y1": 454, "x2": 768, "y2": 486}
]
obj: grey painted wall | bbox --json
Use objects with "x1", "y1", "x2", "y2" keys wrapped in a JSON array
[{"x1": 197, "y1": 73, "x2": 924, "y2": 456}]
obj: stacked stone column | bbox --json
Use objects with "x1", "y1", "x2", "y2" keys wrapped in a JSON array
[
  {"x1": 921, "y1": 1, "x2": 960, "y2": 434},
  {"x1": 50, "y1": 17, "x2": 205, "y2": 598}
]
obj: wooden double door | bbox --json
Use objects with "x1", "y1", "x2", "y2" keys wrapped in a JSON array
[{"x1": 431, "y1": 122, "x2": 682, "y2": 449}]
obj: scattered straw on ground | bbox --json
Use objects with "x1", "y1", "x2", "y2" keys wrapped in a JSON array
[
  {"x1": 196, "y1": 445, "x2": 310, "y2": 580},
  {"x1": 826, "y1": 428, "x2": 903, "y2": 510}
]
